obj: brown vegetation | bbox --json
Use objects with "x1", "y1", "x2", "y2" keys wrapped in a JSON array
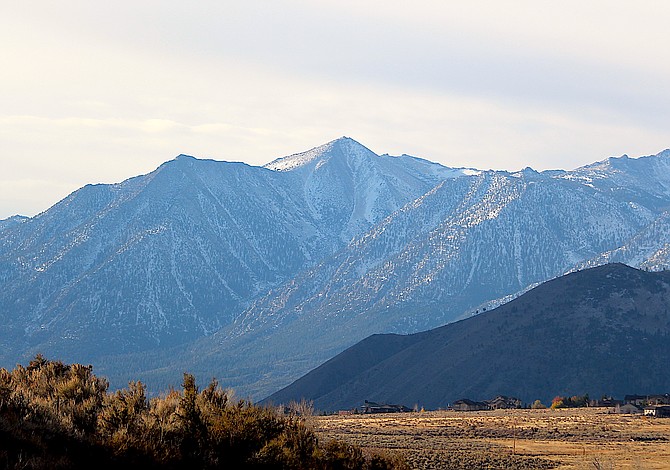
[
  {"x1": 314, "y1": 408, "x2": 670, "y2": 469},
  {"x1": 0, "y1": 355, "x2": 407, "y2": 469}
]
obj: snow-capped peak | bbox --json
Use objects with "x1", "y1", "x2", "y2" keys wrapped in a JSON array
[{"x1": 264, "y1": 137, "x2": 375, "y2": 172}]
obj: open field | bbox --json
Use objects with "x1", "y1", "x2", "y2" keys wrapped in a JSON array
[{"x1": 313, "y1": 408, "x2": 670, "y2": 469}]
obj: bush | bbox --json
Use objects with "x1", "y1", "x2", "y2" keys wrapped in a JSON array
[
  {"x1": 550, "y1": 396, "x2": 565, "y2": 409},
  {"x1": 0, "y1": 356, "x2": 407, "y2": 469},
  {"x1": 550, "y1": 394, "x2": 589, "y2": 409},
  {"x1": 531, "y1": 399, "x2": 546, "y2": 409}
]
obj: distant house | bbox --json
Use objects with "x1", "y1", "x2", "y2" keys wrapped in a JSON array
[
  {"x1": 590, "y1": 397, "x2": 622, "y2": 408},
  {"x1": 624, "y1": 394, "x2": 670, "y2": 407},
  {"x1": 615, "y1": 403, "x2": 643, "y2": 414},
  {"x1": 643, "y1": 405, "x2": 670, "y2": 418},
  {"x1": 486, "y1": 395, "x2": 522, "y2": 410},
  {"x1": 362, "y1": 400, "x2": 412, "y2": 414},
  {"x1": 624, "y1": 395, "x2": 649, "y2": 406},
  {"x1": 452, "y1": 399, "x2": 489, "y2": 412},
  {"x1": 647, "y1": 394, "x2": 670, "y2": 406}
]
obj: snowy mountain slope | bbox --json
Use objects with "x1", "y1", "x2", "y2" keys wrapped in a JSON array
[
  {"x1": 176, "y1": 167, "x2": 658, "y2": 398},
  {"x1": 1, "y1": 157, "x2": 317, "y2": 355},
  {"x1": 556, "y1": 149, "x2": 670, "y2": 212},
  {"x1": 0, "y1": 215, "x2": 28, "y2": 233},
  {"x1": 2, "y1": 139, "x2": 670, "y2": 399},
  {"x1": 0, "y1": 139, "x2": 456, "y2": 362},
  {"x1": 265, "y1": 137, "x2": 475, "y2": 243},
  {"x1": 575, "y1": 211, "x2": 670, "y2": 271},
  {"x1": 231, "y1": 169, "x2": 654, "y2": 337}
]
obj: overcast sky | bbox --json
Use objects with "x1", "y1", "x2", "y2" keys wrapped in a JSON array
[{"x1": 2, "y1": 1, "x2": 669, "y2": 218}]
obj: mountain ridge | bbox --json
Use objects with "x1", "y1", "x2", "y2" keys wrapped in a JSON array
[
  {"x1": 2, "y1": 138, "x2": 670, "y2": 399},
  {"x1": 0, "y1": 138, "x2": 455, "y2": 361}
]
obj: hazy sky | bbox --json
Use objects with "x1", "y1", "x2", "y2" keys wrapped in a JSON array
[{"x1": 2, "y1": 1, "x2": 669, "y2": 218}]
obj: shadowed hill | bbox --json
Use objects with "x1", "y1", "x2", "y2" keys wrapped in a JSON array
[{"x1": 265, "y1": 264, "x2": 670, "y2": 411}]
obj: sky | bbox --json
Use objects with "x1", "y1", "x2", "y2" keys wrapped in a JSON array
[{"x1": 2, "y1": 1, "x2": 669, "y2": 219}]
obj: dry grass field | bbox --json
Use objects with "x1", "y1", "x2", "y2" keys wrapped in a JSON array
[{"x1": 313, "y1": 408, "x2": 670, "y2": 469}]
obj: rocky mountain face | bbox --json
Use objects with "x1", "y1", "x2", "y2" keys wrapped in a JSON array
[
  {"x1": 266, "y1": 264, "x2": 670, "y2": 411},
  {"x1": 577, "y1": 211, "x2": 670, "y2": 272},
  {"x1": 0, "y1": 215, "x2": 28, "y2": 233},
  {"x1": 0, "y1": 139, "x2": 452, "y2": 359},
  {"x1": 1, "y1": 138, "x2": 669, "y2": 398},
  {"x1": 182, "y1": 152, "x2": 670, "y2": 398}
]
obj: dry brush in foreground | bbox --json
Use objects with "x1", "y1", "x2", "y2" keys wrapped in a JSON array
[{"x1": 0, "y1": 355, "x2": 407, "y2": 469}]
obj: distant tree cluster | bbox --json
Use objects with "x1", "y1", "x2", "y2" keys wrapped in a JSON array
[
  {"x1": 0, "y1": 355, "x2": 406, "y2": 469},
  {"x1": 550, "y1": 394, "x2": 590, "y2": 409}
]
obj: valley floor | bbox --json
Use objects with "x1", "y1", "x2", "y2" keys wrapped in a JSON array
[{"x1": 314, "y1": 408, "x2": 670, "y2": 469}]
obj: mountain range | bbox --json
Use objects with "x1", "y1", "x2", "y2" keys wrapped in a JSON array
[
  {"x1": 266, "y1": 263, "x2": 670, "y2": 410},
  {"x1": 1, "y1": 138, "x2": 669, "y2": 398}
]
